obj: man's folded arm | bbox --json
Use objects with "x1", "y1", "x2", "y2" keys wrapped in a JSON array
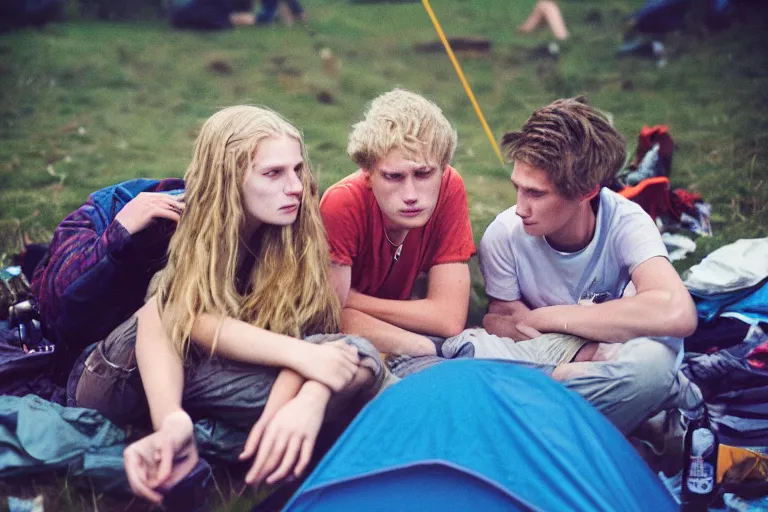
[{"x1": 344, "y1": 262, "x2": 470, "y2": 338}]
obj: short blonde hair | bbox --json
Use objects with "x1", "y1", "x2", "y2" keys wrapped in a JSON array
[{"x1": 348, "y1": 88, "x2": 457, "y2": 171}]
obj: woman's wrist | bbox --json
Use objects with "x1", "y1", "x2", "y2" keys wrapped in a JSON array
[
  {"x1": 279, "y1": 336, "x2": 308, "y2": 371},
  {"x1": 159, "y1": 410, "x2": 196, "y2": 453},
  {"x1": 159, "y1": 409, "x2": 191, "y2": 429},
  {"x1": 298, "y1": 380, "x2": 332, "y2": 405}
]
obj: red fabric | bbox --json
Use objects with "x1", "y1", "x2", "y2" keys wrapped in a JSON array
[
  {"x1": 672, "y1": 189, "x2": 702, "y2": 209},
  {"x1": 748, "y1": 342, "x2": 768, "y2": 370},
  {"x1": 320, "y1": 166, "x2": 476, "y2": 300},
  {"x1": 670, "y1": 188, "x2": 703, "y2": 218},
  {"x1": 637, "y1": 125, "x2": 674, "y2": 173},
  {"x1": 618, "y1": 176, "x2": 675, "y2": 221}
]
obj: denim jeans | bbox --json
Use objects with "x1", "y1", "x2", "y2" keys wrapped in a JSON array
[{"x1": 256, "y1": 0, "x2": 304, "y2": 24}]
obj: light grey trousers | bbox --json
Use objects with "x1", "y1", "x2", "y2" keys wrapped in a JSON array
[{"x1": 391, "y1": 328, "x2": 702, "y2": 436}]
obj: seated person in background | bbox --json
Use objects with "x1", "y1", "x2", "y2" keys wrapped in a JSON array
[
  {"x1": 37, "y1": 106, "x2": 382, "y2": 504},
  {"x1": 479, "y1": 97, "x2": 700, "y2": 434},
  {"x1": 322, "y1": 89, "x2": 476, "y2": 357},
  {"x1": 171, "y1": 0, "x2": 257, "y2": 30},
  {"x1": 169, "y1": 0, "x2": 304, "y2": 30},
  {"x1": 32, "y1": 177, "x2": 184, "y2": 374},
  {"x1": 256, "y1": 0, "x2": 306, "y2": 25}
]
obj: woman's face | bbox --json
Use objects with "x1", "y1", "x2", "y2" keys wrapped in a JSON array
[{"x1": 241, "y1": 134, "x2": 305, "y2": 236}]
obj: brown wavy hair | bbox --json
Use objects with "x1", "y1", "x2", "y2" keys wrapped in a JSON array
[
  {"x1": 150, "y1": 105, "x2": 340, "y2": 358},
  {"x1": 501, "y1": 96, "x2": 627, "y2": 199}
]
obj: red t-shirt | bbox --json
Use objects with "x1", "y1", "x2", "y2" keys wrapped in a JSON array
[{"x1": 320, "y1": 166, "x2": 476, "y2": 300}]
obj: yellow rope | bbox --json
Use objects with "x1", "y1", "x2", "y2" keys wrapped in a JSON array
[{"x1": 421, "y1": 0, "x2": 505, "y2": 165}]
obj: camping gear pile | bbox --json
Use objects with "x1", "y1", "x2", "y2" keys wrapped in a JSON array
[
  {"x1": 613, "y1": 125, "x2": 712, "y2": 238},
  {"x1": 612, "y1": 125, "x2": 712, "y2": 261},
  {"x1": 654, "y1": 238, "x2": 768, "y2": 508},
  {"x1": 682, "y1": 239, "x2": 768, "y2": 446}
]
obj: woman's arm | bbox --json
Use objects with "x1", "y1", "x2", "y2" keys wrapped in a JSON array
[
  {"x1": 242, "y1": 345, "x2": 378, "y2": 486},
  {"x1": 262, "y1": 369, "x2": 305, "y2": 418},
  {"x1": 135, "y1": 297, "x2": 185, "y2": 429},
  {"x1": 188, "y1": 311, "x2": 360, "y2": 392},
  {"x1": 126, "y1": 297, "x2": 197, "y2": 504}
]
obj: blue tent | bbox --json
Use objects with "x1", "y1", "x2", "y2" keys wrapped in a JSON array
[{"x1": 284, "y1": 360, "x2": 676, "y2": 512}]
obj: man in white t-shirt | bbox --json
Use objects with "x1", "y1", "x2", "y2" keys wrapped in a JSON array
[{"x1": 478, "y1": 97, "x2": 700, "y2": 434}]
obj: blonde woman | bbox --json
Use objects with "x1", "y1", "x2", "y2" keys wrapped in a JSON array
[{"x1": 52, "y1": 106, "x2": 382, "y2": 503}]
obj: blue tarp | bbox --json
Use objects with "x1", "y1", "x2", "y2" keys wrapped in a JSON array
[
  {"x1": 693, "y1": 279, "x2": 768, "y2": 325},
  {"x1": 284, "y1": 360, "x2": 676, "y2": 512},
  {"x1": 0, "y1": 394, "x2": 248, "y2": 495}
]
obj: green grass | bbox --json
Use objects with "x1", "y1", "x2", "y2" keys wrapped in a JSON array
[
  {"x1": 0, "y1": 0, "x2": 767, "y2": 509},
  {"x1": 2, "y1": 1, "x2": 764, "y2": 251}
]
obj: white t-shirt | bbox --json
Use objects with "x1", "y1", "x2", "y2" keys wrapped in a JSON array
[{"x1": 479, "y1": 188, "x2": 681, "y2": 350}]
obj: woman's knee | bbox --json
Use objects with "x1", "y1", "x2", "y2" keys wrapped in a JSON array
[{"x1": 72, "y1": 317, "x2": 148, "y2": 424}]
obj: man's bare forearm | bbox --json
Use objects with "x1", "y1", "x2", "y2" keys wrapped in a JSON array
[
  {"x1": 527, "y1": 290, "x2": 697, "y2": 343},
  {"x1": 346, "y1": 292, "x2": 465, "y2": 338},
  {"x1": 341, "y1": 307, "x2": 436, "y2": 356}
]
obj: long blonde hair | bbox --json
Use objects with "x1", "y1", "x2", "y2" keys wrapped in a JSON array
[{"x1": 150, "y1": 105, "x2": 340, "y2": 358}]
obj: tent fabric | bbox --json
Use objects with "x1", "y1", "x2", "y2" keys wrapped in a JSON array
[
  {"x1": 683, "y1": 238, "x2": 768, "y2": 296},
  {"x1": 284, "y1": 360, "x2": 676, "y2": 512}
]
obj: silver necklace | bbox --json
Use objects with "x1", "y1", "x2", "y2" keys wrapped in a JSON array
[{"x1": 384, "y1": 230, "x2": 404, "y2": 263}]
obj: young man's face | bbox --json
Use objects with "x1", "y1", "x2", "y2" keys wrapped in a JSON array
[
  {"x1": 511, "y1": 160, "x2": 583, "y2": 238},
  {"x1": 367, "y1": 149, "x2": 443, "y2": 232}
]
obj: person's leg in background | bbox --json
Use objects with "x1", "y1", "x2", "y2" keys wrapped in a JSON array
[
  {"x1": 517, "y1": 1, "x2": 569, "y2": 41},
  {"x1": 256, "y1": 0, "x2": 279, "y2": 24},
  {"x1": 70, "y1": 316, "x2": 150, "y2": 425},
  {"x1": 283, "y1": 0, "x2": 305, "y2": 21}
]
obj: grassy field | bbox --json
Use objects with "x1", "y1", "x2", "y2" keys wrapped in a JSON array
[{"x1": 0, "y1": 0, "x2": 766, "y2": 509}]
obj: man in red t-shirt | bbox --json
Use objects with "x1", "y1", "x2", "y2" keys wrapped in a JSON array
[{"x1": 321, "y1": 89, "x2": 476, "y2": 356}]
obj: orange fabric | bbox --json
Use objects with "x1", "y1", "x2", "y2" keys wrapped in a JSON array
[
  {"x1": 320, "y1": 167, "x2": 476, "y2": 300},
  {"x1": 618, "y1": 176, "x2": 674, "y2": 220},
  {"x1": 718, "y1": 445, "x2": 768, "y2": 484}
]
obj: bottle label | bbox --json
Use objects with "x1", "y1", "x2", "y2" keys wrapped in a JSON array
[{"x1": 686, "y1": 456, "x2": 715, "y2": 494}]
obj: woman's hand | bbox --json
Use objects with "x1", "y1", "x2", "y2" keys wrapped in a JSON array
[
  {"x1": 291, "y1": 340, "x2": 359, "y2": 392},
  {"x1": 239, "y1": 382, "x2": 331, "y2": 486},
  {"x1": 123, "y1": 410, "x2": 199, "y2": 504},
  {"x1": 114, "y1": 192, "x2": 184, "y2": 235}
]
